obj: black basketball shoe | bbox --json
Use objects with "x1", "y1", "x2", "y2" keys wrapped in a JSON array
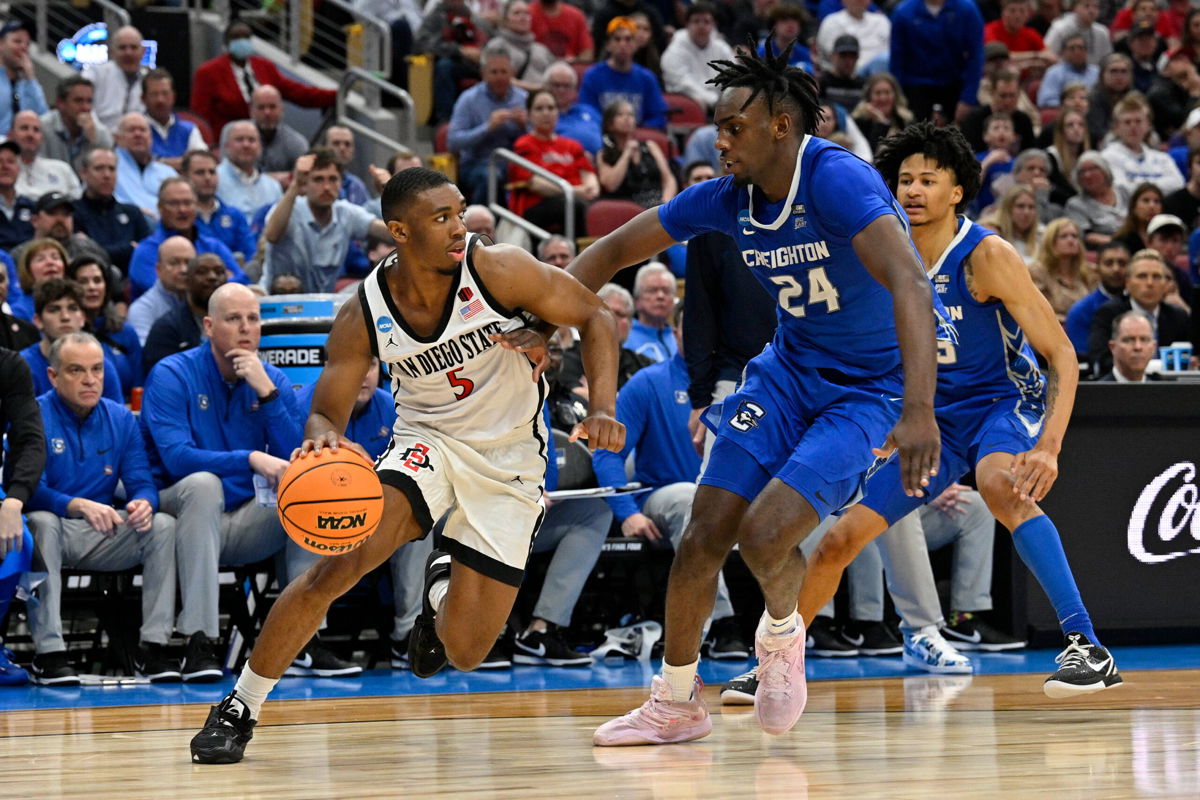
[
  {"x1": 720, "y1": 666, "x2": 758, "y2": 705},
  {"x1": 840, "y1": 619, "x2": 903, "y2": 656},
  {"x1": 190, "y1": 691, "x2": 257, "y2": 764},
  {"x1": 134, "y1": 642, "x2": 182, "y2": 683},
  {"x1": 181, "y1": 632, "x2": 224, "y2": 683},
  {"x1": 806, "y1": 616, "x2": 858, "y2": 657},
  {"x1": 1043, "y1": 632, "x2": 1123, "y2": 698},
  {"x1": 941, "y1": 612, "x2": 1026, "y2": 652},
  {"x1": 703, "y1": 616, "x2": 750, "y2": 660},
  {"x1": 513, "y1": 625, "x2": 590, "y2": 666},
  {"x1": 409, "y1": 550, "x2": 451, "y2": 678}
]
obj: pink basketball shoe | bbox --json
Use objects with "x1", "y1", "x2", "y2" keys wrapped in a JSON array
[
  {"x1": 754, "y1": 619, "x2": 807, "y2": 735},
  {"x1": 593, "y1": 675, "x2": 712, "y2": 746}
]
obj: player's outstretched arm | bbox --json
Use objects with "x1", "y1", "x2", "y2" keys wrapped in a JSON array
[
  {"x1": 854, "y1": 214, "x2": 941, "y2": 497},
  {"x1": 969, "y1": 235, "x2": 1078, "y2": 503},
  {"x1": 478, "y1": 245, "x2": 625, "y2": 453},
  {"x1": 566, "y1": 209, "x2": 678, "y2": 293},
  {"x1": 296, "y1": 297, "x2": 374, "y2": 461}
]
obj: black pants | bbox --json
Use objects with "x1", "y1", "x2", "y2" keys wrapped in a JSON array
[
  {"x1": 525, "y1": 194, "x2": 588, "y2": 239},
  {"x1": 903, "y1": 83, "x2": 964, "y2": 125}
]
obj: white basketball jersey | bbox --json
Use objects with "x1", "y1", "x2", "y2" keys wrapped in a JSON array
[{"x1": 358, "y1": 234, "x2": 546, "y2": 441}]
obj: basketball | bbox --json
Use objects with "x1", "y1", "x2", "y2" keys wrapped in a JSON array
[{"x1": 277, "y1": 448, "x2": 385, "y2": 555}]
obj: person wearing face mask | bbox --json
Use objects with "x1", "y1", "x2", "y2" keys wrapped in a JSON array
[{"x1": 191, "y1": 20, "x2": 337, "y2": 141}]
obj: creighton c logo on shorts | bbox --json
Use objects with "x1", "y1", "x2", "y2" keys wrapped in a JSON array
[{"x1": 729, "y1": 400, "x2": 765, "y2": 432}]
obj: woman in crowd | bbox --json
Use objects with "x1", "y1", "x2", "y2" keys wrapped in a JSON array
[
  {"x1": 852, "y1": 72, "x2": 912, "y2": 153},
  {"x1": 492, "y1": 0, "x2": 556, "y2": 91},
  {"x1": 1030, "y1": 217, "x2": 1095, "y2": 322},
  {"x1": 11, "y1": 239, "x2": 68, "y2": 321},
  {"x1": 598, "y1": 99, "x2": 676, "y2": 208},
  {"x1": 629, "y1": 12, "x2": 663, "y2": 81},
  {"x1": 1065, "y1": 151, "x2": 1127, "y2": 249},
  {"x1": 1046, "y1": 108, "x2": 1090, "y2": 203},
  {"x1": 67, "y1": 256, "x2": 142, "y2": 395},
  {"x1": 509, "y1": 88, "x2": 599, "y2": 238},
  {"x1": 980, "y1": 184, "x2": 1045, "y2": 263},
  {"x1": 1111, "y1": 181, "x2": 1164, "y2": 254}
]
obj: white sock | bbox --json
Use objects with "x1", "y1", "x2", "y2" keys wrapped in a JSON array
[
  {"x1": 661, "y1": 659, "x2": 699, "y2": 703},
  {"x1": 427, "y1": 577, "x2": 449, "y2": 616},
  {"x1": 765, "y1": 607, "x2": 799, "y2": 637},
  {"x1": 232, "y1": 665, "x2": 278, "y2": 720}
]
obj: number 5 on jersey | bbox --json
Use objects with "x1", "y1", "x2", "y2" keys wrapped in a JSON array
[
  {"x1": 447, "y1": 367, "x2": 474, "y2": 400},
  {"x1": 769, "y1": 267, "x2": 841, "y2": 317}
]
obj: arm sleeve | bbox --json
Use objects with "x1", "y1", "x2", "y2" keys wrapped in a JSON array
[
  {"x1": 190, "y1": 64, "x2": 216, "y2": 128},
  {"x1": 18, "y1": 78, "x2": 48, "y2": 115},
  {"x1": 0, "y1": 353, "x2": 46, "y2": 505},
  {"x1": 141, "y1": 364, "x2": 253, "y2": 481},
  {"x1": 102, "y1": 359, "x2": 123, "y2": 402},
  {"x1": 117, "y1": 410, "x2": 158, "y2": 510},
  {"x1": 958, "y1": 9, "x2": 985, "y2": 106},
  {"x1": 640, "y1": 75, "x2": 667, "y2": 129},
  {"x1": 683, "y1": 236, "x2": 722, "y2": 409},
  {"x1": 186, "y1": 126, "x2": 209, "y2": 153},
  {"x1": 262, "y1": 368, "x2": 305, "y2": 457},
  {"x1": 509, "y1": 136, "x2": 535, "y2": 184},
  {"x1": 446, "y1": 96, "x2": 490, "y2": 152},
  {"x1": 889, "y1": 16, "x2": 914, "y2": 86},
  {"x1": 808, "y1": 150, "x2": 898, "y2": 240},
  {"x1": 593, "y1": 378, "x2": 647, "y2": 521},
  {"x1": 128, "y1": 241, "x2": 158, "y2": 296},
  {"x1": 657, "y1": 177, "x2": 738, "y2": 242},
  {"x1": 1087, "y1": 304, "x2": 1116, "y2": 368}
]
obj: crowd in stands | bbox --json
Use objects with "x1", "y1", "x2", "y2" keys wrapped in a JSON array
[{"x1": 1, "y1": 0, "x2": 1199, "y2": 685}]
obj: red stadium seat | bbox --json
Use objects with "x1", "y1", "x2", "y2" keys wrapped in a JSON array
[
  {"x1": 435, "y1": 121, "x2": 452, "y2": 153},
  {"x1": 663, "y1": 93, "x2": 707, "y2": 129},
  {"x1": 573, "y1": 61, "x2": 592, "y2": 86},
  {"x1": 585, "y1": 199, "x2": 645, "y2": 237},
  {"x1": 177, "y1": 109, "x2": 216, "y2": 148},
  {"x1": 1040, "y1": 106, "x2": 1060, "y2": 129},
  {"x1": 634, "y1": 126, "x2": 676, "y2": 159}
]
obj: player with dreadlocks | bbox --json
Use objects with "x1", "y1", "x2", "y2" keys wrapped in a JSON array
[{"x1": 558, "y1": 44, "x2": 949, "y2": 744}]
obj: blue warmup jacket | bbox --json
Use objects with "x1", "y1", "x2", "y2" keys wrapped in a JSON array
[
  {"x1": 592, "y1": 355, "x2": 699, "y2": 520},
  {"x1": 890, "y1": 0, "x2": 984, "y2": 105},
  {"x1": 296, "y1": 382, "x2": 397, "y2": 463},
  {"x1": 141, "y1": 345, "x2": 303, "y2": 509},
  {"x1": 30, "y1": 392, "x2": 158, "y2": 516}
]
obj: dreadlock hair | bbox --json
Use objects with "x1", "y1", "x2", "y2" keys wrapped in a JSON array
[
  {"x1": 706, "y1": 43, "x2": 823, "y2": 136},
  {"x1": 873, "y1": 123, "x2": 981, "y2": 214}
]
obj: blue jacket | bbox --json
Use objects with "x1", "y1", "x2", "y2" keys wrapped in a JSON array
[
  {"x1": 624, "y1": 319, "x2": 677, "y2": 363},
  {"x1": 128, "y1": 223, "x2": 246, "y2": 298},
  {"x1": 0, "y1": 196, "x2": 35, "y2": 252},
  {"x1": 30, "y1": 392, "x2": 158, "y2": 516},
  {"x1": 296, "y1": 382, "x2": 396, "y2": 462},
  {"x1": 141, "y1": 344, "x2": 303, "y2": 509},
  {"x1": 21, "y1": 343, "x2": 124, "y2": 403},
  {"x1": 890, "y1": 0, "x2": 984, "y2": 105},
  {"x1": 1065, "y1": 287, "x2": 1119, "y2": 355},
  {"x1": 96, "y1": 322, "x2": 144, "y2": 395},
  {"x1": 198, "y1": 199, "x2": 257, "y2": 262},
  {"x1": 72, "y1": 193, "x2": 152, "y2": 273},
  {"x1": 592, "y1": 355, "x2": 699, "y2": 520}
]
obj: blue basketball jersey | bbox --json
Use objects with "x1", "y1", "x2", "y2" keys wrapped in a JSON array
[
  {"x1": 659, "y1": 136, "x2": 949, "y2": 379},
  {"x1": 930, "y1": 217, "x2": 1045, "y2": 410}
]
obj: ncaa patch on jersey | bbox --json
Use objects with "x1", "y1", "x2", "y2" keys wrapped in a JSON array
[{"x1": 377, "y1": 316, "x2": 394, "y2": 334}]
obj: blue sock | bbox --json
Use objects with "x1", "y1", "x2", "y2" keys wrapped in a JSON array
[{"x1": 1011, "y1": 515, "x2": 1098, "y2": 647}]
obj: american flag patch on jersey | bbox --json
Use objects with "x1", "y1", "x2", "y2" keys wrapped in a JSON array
[{"x1": 460, "y1": 298, "x2": 484, "y2": 320}]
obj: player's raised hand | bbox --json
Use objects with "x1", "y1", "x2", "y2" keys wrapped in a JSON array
[
  {"x1": 569, "y1": 412, "x2": 625, "y2": 452},
  {"x1": 1010, "y1": 446, "x2": 1058, "y2": 503},
  {"x1": 490, "y1": 329, "x2": 550, "y2": 381},
  {"x1": 875, "y1": 411, "x2": 940, "y2": 497}
]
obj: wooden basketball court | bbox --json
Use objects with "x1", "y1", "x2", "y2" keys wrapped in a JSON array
[{"x1": 3, "y1": 670, "x2": 1198, "y2": 798}]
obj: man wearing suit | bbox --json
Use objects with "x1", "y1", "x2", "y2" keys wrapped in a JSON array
[
  {"x1": 1097, "y1": 311, "x2": 1161, "y2": 382},
  {"x1": 1088, "y1": 249, "x2": 1192, "y2": 376}
]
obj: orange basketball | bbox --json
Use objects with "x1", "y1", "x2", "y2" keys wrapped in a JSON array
[{"x1": 277, "y1": 448, "x2": 385, "y2": 555}]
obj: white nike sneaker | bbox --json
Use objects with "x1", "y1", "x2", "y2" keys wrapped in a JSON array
[{"x1": 902, "y1": 628, "x2": 973, "y2": 674}]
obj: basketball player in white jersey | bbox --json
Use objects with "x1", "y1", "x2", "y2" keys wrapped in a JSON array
[{"x1": 190, "y1": 167, "x2": 625, "y2": 764}]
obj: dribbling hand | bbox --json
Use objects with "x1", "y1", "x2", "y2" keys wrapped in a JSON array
[
  {"x1": 569, "y1": 412, "x2": 625, "y2": 452},
  {"x1": 292, "y1": 434, "x2": 370, "y2": 463}
]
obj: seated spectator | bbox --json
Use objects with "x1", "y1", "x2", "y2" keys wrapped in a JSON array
[
  {"x1": 817, "y1": 0, "x2": 891, "y2": 75},
  {"x1": 537, "y1": 233, "x2": 575, "y2": 268},
  {"x1": 142, "y1": 283, "x2": 355, "y2": 678},
  {"x1": 1065, "y1": 241, "x2": 1131, "y2": 353},
  {"x1": 1172, "y1": 7, "x2": 1200, "y2": 61},
  {"x1": 1038, "y1": 82, "x2": 1092, "y2": 150},
  {"x1": 0, "y1": 21, "x2": 48, "y2": 137},
  {"x1": 1148, "y1": 49, "x2": 1200, "y2": 139},
  {"x1": 71, "y1": 147, "x2": 151, "y2": 275},
  {"x1": 852, "y1": 72, "x2": 912, "y2": 153},
  {"x1": 629, "y1": 11, "x2": 663, "y2": 81},
  {"x1": 216, "y1": 121, "x2": 284, "y2": 218},
  {"x1": 1098, "y1": 309, "x2": 1159, "y2": 381},
  {"x1": 985, "y1": 0, "x2": 1056, "y2": 73},
  {"x1": 0, "y1": 264, "x2": 37, "y2": 350},
  {"x1": 1045, "y1": 0, "x2": 1112, "y2": 65},
  {"x1": 10, "y1": 237, "x2": 67, "y2": 321},
  {"x1": 114, "y1": 112, "x2": 178, "y2": 222},
  {"x1": 1038, "y1": 33, "x2": 1100, "y2": 107},
  {"x1": 580, "y1": 18, "x2": 667, "y2": 130},
  {"x1": 1030, "y1": 216, "x2": 1095, "y2": 321},
  {"x1": 464, "y1": 203, "x2": 497, "y2": 239},
  {"x1": 819, "y1": 36, "x2": 867, "y2": 113},
  {"x1": 10, "y1": 111, "x2": 81, "y2": 200},
  {"x1": 1124, "y1": 22, "x2": 1164, "y2": 95},
  {"x1": 509, "y1": 89, "x2": 598, "y2": 238},
  {"x1": 1101, "y1": 95, "x2": 1185, "y2": 196},
  {"x1": 980, "y1": 184, "x2": 1045, "y2": 262},
  {"x1": 598, "y1": 100, "x2": 676, "y2": 208},
  {"x1": 1111, "y1": 180, "x2": 1165, "y2": 254},
  {"x1": 191, "y1": 20, "x2": 337, "y2": 140},
  {"x1": 530, "y1": 0, "x2": 593, "y2": 62},
  {"x1": 1111, "y1": 0, "x2": 1175, "y2": 44},
  {"x1": 1087, "y1": 53, "x2": 1135, "y2": 143},
  {"x1": 183, "y1": 149, "x2": 257, "y2": 266},
  {"x1": 127, "y1": 236, "x2": 195, "y2": 344},
  {"x1": 816, "y1": 102, "x2": 874, "y2": 161},
  {"x1": 417, "y1": 0, "x2": 492, "y2": 124},
  {"x1": 253, "y1": 85, "x2": 309, "y2": 186},
  {"x1": 24, "y1": 332, "x2": 176, "y2": 686},
  {"x1": 975, "y1": 114, "x2": 1019, "y2": 214},
  {"x1": 1045, "y1": 108, "x2": 1091, "y2": 203},
  {"x1": 11, "y1": 191, "x2": 108, "y2": 269},
  {"x1": 661, "y1": 4, "x2": 735, "y2": 111},
  {"x1": 39, "y1": 75, "x2": 112, "y2": 168},
  {"x1": 0, "y1": 140, "x2": 33, "y2": 252},
  {"x1": 261, "y1": 150, "x2": 389, "y2": 293},
  {"x1": 990, "y1": 148, "x2": 1067, "y2": 221},
  {"x1": 961, "y1": 70, "x2": 1037, "y2": 153},
  {"x1": 545, "y1": 61, "x2": 602, "y2": 157},
  {"x1": 21, "y1": 278, "x2": 123, "y2": 401},
  {"x1": 978, "y1": 41, "x2": 1044, "y2": 129},
  {"x1": 128, "y1": 178, "x2": 245, "y2": 297},
  {"x1": 1088, "y1": 248, "x2": 1191, "y2": 374},
  {"x1": 1065, "y1": 150, "x2": 1127, "y2": 248},
  {"x1": 757, "y1": 5, "x2": 815, "y2": 72},
  {"x1": 592, "y1": 0, "x2": 667, "y2": 58},
  {"x1": 322, "y1": 125, "x2": 370, "y2": 206},
  {"x1": 1145, "y1": 213, "x2": 1191, "y2": 292},
  {"x1": 591, "y1": 304, "x2": 749, "y2": 660},
  {"x1": 67, "y1": 255, "x2": 142, "y2": 393},
  {"x1": 490, "y1": 0, "x2": 556, "y2": 91},
  {"x1": 624, "y1": 262, "x2": 677, "y2": 362},
  {"x1": 82, "y1": 26, "x2": 147, "y2": 132},
  {"x1": 142, "y1": 69, "x2": 208, "y2": 172},
  {"x1": 142, "y1": 252, "x2": 226, "y2": 373},
  {"x1": 447, "y1": 44, "x2": 528, "y2": 204}
]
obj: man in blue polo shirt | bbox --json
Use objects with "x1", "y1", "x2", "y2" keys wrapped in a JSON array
[
  {"x1": 447, "y1": 43, "x2": 529, "y2": 204},
  {"x1": 184, "y1": 149, "x2": 257, "y2": 265},
  {"x1": 622, "y1": 262, "x2": 677, "y2": 362},
  {"x1": 579, "y1": 17, "x2": 667, "y2": 129},
  {"x1": 114, "y1": 112, "x2": 178, "y2": 222},
  {"x1": 143, "y1": 70, "x2": 209, "y2": 171}
]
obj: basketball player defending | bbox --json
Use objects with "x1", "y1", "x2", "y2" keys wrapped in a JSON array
[
  {"x1": 730, "y1": 124, "x2": 1120, "y2": 700},
  {"x1": 190, "y1": 168, "x2": 625, "y2": 764},
  {"x1": 553, "y1": 47, "x2": 946, "y2": 745}
]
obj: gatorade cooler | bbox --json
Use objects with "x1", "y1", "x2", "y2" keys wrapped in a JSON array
[{"x1": 258, "y1": 294, "x2": 349, "y2": 389}]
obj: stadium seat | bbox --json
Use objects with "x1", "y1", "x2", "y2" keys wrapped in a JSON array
[
  {"x1": 634, "y1": 126, "x2": 676, "y2": 159},
  {"x1": 585, "y1": 199, "x2": 645, "y2": 238},
  {"x1": 177, "y1": 110, "x2": 216, "y2": 148},
  {"x1": 664, "y1": 93, "x2": 706, "y2": 130},
  {"x1": 1040, "y1": 106, "x2": 1060, "y2": 129}
]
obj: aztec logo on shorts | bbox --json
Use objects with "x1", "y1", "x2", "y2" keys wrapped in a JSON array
[
  {"x1": 400, "y1": 443, "x2": 435, "y2": 473},
  {"x1": 729, "y1": 400, "x2": 766, "y2": 432}
]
